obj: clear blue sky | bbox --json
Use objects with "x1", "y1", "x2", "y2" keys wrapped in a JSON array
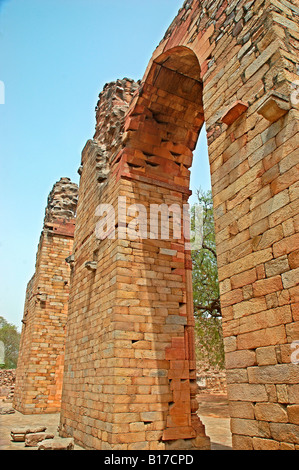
[{"x1": 0, "y1": 0, "x2": 211, "y2": 330}]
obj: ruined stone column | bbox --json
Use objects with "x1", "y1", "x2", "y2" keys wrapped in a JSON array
[
  {"x1": 59, "y1": 67, "x2": 210, "y2": 449},
  {"x1": 14, "y1": 178, "x2": 78, "y2": 414}
]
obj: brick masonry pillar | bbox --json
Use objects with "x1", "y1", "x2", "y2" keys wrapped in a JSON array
[
  {"x1": 14, "y1": 178, "x2": 78, "y2": 414},
  {"x1": 59, "y1": 75, "x2": 210, "y2": 449}
]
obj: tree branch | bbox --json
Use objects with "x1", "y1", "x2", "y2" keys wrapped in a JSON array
[
  {"x1": 194, "y1": 299, "x2": 222, "y2": 318},
  {"x1": 202, "y1": 242, "x2": 217, "y2": 259}
]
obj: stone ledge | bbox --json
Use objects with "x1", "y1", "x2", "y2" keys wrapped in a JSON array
[{"x1": 257, "y1": 91, "x2": 290, "y2": 122}]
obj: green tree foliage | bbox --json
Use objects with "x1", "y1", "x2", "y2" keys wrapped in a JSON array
[
  {"x1": 191, "y1": 189, "x2": 225, "y2": 369},
  {"x1": 0, "y1": 316, "x2": 20, "y2": 369}
]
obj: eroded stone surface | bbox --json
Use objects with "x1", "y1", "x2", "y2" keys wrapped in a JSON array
[
  {"x1": 25, "y1": 432, "x2": 55, "y2": 447},
  {"x1": 38, "y1": 438, "x2": 74, "y2": 450}
]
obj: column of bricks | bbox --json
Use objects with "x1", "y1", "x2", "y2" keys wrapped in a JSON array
[
  {"x1": 111, "y1": 59, "x2": 209, "y2": 449},
  {"x1": 14, "y1": 178, "x2": 78, "y2": 414},
  {"x1": 59, "y1": 71, "x2": 210, "y2": 449}
]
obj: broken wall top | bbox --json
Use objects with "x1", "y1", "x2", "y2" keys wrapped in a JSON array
[
  {"x1": 90, "y1": 78, "x2": 140, "y2": 163},
  {"x1": 44, "y1": 177, "x2": 78, "y2": 225}
]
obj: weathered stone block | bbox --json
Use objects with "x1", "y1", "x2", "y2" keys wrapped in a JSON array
[
  {"x1": 287, "y1": 405, "x2": 299, "y2": 425},
  {"x1": 237, "y1": 325, "x2": 287, "y2": 350},
  {"x1": 270, "y1": 423, "x2": 299, "y2": 444},
  {"x1": 232, "y1": 434, "x2": 254, "y2": 450},
  {"x1": 25, "y1": 432, "x2": 55, "y2": 447},
  {"x1": 10, "y1": 426, "x2": 47, "y2": 442},
  {"x1": 265, "y1": 256, "x2": 289, "y2": 277},
  {"x1": 231, "y1": 418, "x2": 270, "y2": 438},
  {"x1": 254, "y1": 403, "x2": 288, "y2": 423},
  {"x1": 229, "y1": 401, "x2": 255, "y2": 419},
  {"x1": 253, "y1": 437, "x2": 280, "y2": 450},
  {"x1": 256, "y1": 346, "x2": 277, "y2": 366},
  {"x1": 38, "y1": 438, "x2": 75, "y2": 450},
  {"x1": 257, "y1": 91, "x2": 290, "y2": 122},
  {"x1": 282, "y1": 267, "x2": 299, "y2": 289},
  {"x1": 221, "y1": 101, "x2": 248, "y2": 125},
  {"x1": 227, "y1": 384, "x2": 268, "y2": 402},
  {"x1": 225, "y1": 350, "x2": 256, "y2": 369},
  {"x1": 248, "y1": 364, "x2": 299, "y2": 384}
]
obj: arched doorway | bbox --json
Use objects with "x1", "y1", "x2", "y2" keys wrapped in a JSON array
[
  {"x1": 120, "y1": 45, "x2": 230, "y2": 449},
  {"x1": 118, "y1": 46, "x2": 211, "y2": 448}
]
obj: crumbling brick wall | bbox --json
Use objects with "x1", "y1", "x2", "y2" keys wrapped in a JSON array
[
  {"x1": 0, "y1": 369, "x2": 16, "y2": 399},
  {"x1": 14, "y1": 178, "x2": 78, "y2": 414},
  {"x1": 59, "y1": 0, "x2": 299, "y2": 450}
]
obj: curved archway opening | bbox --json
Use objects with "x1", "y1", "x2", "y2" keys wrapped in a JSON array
[
  {"x1": 117, "y1": 46, "x2": 228, "y2": 448},
  {"x1": 119, "y1": 46, "x2": 205, "y2": 194}
]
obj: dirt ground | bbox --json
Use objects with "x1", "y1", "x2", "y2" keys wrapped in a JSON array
[
  {"x1": 197, "y1": 392, "x2": 232, "y2": 450},
  {"x1": 0, "y1": 392, "x2": 232, "y2": 451}
]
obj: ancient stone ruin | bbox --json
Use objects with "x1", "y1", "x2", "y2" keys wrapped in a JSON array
[
  {"x1": 15, "y1": 0, "x2": 299, "y2": 451},
  {"x1": 14, "y1": 178, "x2": 78, "y2": 414}
]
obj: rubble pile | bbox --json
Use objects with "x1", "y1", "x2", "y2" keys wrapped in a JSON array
[
  {"x1": 10, "y1": 426, "x2": 74, "y2": 450},
  {"x1": 197, "y1": 365, "x2": 227, "y2": 394},
  {"x1": 0, "y1": 369, "x2": 16, "y2": 400}
]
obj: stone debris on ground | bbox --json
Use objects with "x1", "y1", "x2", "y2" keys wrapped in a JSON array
[
  {"x1": 0, "y1": 410, "x2": 83, "y2": 450},
  {"x1": 25, "y1": 432, "x2": 55, "y2": 447},
  {"x1": 0, "y1": 407, "x2": 15, "y2": 415},
  {"x1": 38, "y1": 438, "x2": 74, "y2": 450},
  {"x1": 10, "y1": 424, "x2": 75, "y2": 450},
  {"x1": 11, "y1": 426, "x2": 47, "y2": 442}
]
